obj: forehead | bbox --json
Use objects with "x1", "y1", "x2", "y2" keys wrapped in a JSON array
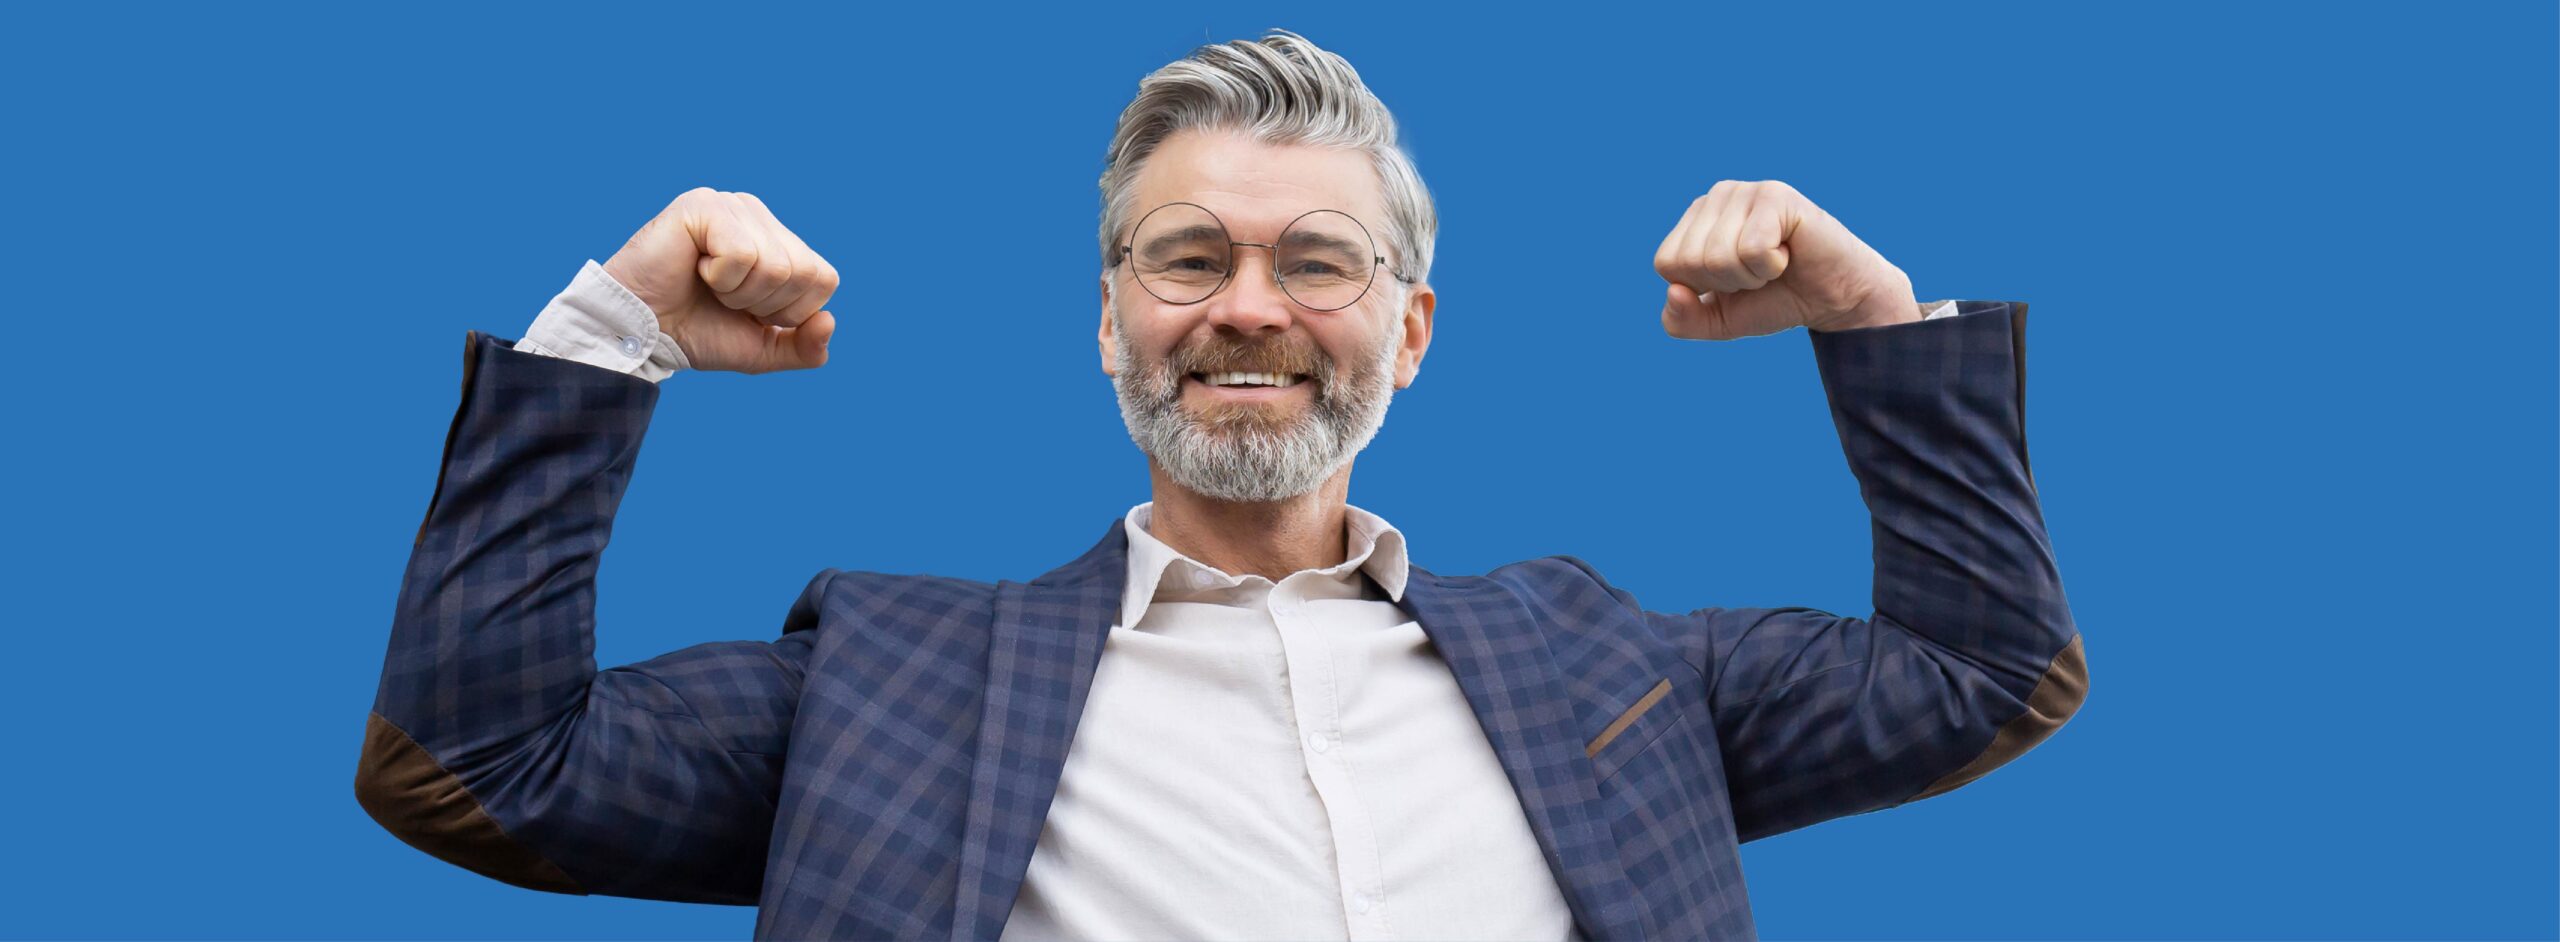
[{"x1": 1130, "y1": 128, "x2": 1387, "y2": 238}]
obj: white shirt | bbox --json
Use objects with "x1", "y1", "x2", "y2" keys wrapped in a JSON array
[
  {"x1": 995, "y1": 501, "x2": 1579, "y2": 941},
  {"x1": 507, "y1": 263, "x2": 1961, "y2": 939}
]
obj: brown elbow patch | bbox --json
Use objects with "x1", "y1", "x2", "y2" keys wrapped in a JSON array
[
  {"x1": 354, "y1": 712, "x2": 584, "y2": 894},
  {"x1": 1909, "y1": 634, "x2": 2088, "y2": 801}
]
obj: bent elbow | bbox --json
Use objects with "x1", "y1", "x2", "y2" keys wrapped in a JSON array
[
  {"x1": 353, "y1": 711, "x2": 586, "y2": 895},
  {"x1": 1907, "y1": 633, "x2": 2089, "y2": 802}
]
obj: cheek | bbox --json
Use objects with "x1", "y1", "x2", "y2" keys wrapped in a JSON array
[{"x1": 1123, "y1": 317, "x2": 1193, "y2": 363}]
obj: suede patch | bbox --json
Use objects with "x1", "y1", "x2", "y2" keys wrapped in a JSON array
[
  {"x1": 354, "y1": 712, "x2": 584, "y2": 894},
  {"x1": 1911, "y1": 634, "x2": 2088, "y2": 801}
]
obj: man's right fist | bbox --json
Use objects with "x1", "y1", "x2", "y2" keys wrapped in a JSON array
[{"x1": 604, "y1": 188, "x2": 840, "y2": 374}]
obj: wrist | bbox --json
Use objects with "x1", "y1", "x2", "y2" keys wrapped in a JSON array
[{"x1": 1814, "y1": 275, "x2": 1921, "y2": 333}]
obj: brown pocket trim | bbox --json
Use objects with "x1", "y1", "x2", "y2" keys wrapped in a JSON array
[
  {"x1": 353, "y1": 712, "x2": 585, "y2": 894},
  {"x1": 1910, "y1": 633, "x2": 2088, "y2": 801},
  {"x1": 1586, "y1": 678, "x2": 1674, "y2": 758}
]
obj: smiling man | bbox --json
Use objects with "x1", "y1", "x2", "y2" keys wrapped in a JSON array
[{"x1": 356, "y1": 30, "x2": 2087, "y2": 942}]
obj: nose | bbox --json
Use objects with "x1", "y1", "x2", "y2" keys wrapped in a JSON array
[{"x1": 1203, "y1": 244, "x2": 1295, "y2": 336}]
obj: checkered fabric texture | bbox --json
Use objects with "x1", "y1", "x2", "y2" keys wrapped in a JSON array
[{"x1": 364, "y1": 300, "x2": 2079, "y2": 941}]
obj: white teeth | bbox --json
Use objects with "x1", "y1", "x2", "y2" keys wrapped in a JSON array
[{"x1": 1199, "y1": 371, "x2": 1303, "y2": 388}]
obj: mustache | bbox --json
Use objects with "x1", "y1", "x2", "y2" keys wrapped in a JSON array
[{"x1": 1171, "y1": 337, "x2": 1329, "y2": 380}]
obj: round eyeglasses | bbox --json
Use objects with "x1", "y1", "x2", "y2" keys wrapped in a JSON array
[{"x1": 1114, "y1": 202, "x2": 1413, "y2": 312}]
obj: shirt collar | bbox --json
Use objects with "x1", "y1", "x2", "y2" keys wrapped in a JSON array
[{"x1": 1118, "y1": 500, "x2": 1411, "y2": 629}]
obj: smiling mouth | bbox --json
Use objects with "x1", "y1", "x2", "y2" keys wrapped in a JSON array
[{"x1": 1185, "y1": 371, "x2": 1312, "y2": 400}]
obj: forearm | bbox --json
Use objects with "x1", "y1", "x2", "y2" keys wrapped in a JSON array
[
  {"x1": 1812, "y1": 301, "x2": 2076, "y2": 683},
  {"x1": 372, "y1": 332, "x2": 659, "y2": 750},
  {"x1": 357, "y1": 330, "x2": 673, "y2": 894},
  {"x1": 371, "y1": 327, "x2": 655, "y2": 762}
]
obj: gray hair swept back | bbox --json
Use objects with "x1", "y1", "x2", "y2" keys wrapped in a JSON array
[{"x1": 1097, "y1": 29, "x2": 1437, "y2": 289}]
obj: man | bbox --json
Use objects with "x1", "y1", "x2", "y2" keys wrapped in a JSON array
[{"x1": 356, "y1": 29, "x2": 2085, "y2": 942}]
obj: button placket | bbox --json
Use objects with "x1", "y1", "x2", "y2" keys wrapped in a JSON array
[{"x1": 1265, "y1": 580, "x2": 1396, "y2": 939}]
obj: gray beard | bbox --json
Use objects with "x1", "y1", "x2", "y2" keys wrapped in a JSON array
[{"x1": 1110, "y1": 294, "x2": 1401, "y2": 504}]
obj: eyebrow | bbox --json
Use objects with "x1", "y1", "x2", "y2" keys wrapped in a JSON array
[
  {"x1": 1277, "y1": 229, "x2": 1368, "y2": 257},
  {"x1": 1137, "y1": 226, "x2": 1227, "y2": 258}
]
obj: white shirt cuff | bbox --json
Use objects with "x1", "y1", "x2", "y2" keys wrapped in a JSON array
[
  {"x1": 1920, "y1": 299, "x2": 1960, "y2": 321},
  {"x1": 513, "y1": 260, "x2": 691, "y2": 382}
]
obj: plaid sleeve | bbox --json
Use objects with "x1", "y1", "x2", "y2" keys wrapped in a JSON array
[
  {"x1": 356, "y1": 330, "x2": 815, "y2": 904},
  {"x1": 1580, "y1": 302, "x2": 2086, "y2": 842}
]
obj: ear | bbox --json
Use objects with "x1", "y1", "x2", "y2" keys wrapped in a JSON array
[
  {"x1": 1393, "y1": 281, "x2": 1435, "y2": 389},
  {"x1": 1098, "y1": 275, "x2": 1117, "y2": 377}
]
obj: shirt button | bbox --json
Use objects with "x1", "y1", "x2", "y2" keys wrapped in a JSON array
[
  {"x1": 617, "y1": 335, "x2": 645, "y2": 357},
  {"x1": 1352, "y1": 893, "x2": 1374, "y2": 914},
  {"x1": 1308, "y1": 732, "x2": 1332, "y2": 753}
]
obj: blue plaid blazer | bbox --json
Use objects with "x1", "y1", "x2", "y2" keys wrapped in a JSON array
[{"x1": 357, "y1": 300, "x2": 2084, "y2": 941}]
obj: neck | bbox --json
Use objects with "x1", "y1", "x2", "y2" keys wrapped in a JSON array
[{"x1": 1143, "y1": 459, "x2": 1355, "y2": 581}]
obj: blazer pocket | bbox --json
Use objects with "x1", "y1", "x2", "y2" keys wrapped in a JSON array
[{"x1": 1586, "y1": 677, "x2": 1680, "y2": 782}]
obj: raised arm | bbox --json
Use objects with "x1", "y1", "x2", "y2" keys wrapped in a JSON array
[
  {"x1": 1612, "y1": 181, "x2": 2086, "y2": 841},
  {"x1": 355, "y1": 190, "x2": 844, "y2": 902}
]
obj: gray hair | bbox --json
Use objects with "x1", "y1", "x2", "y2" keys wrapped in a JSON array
[{"x1": 1098, "y1": 29, "x2": 1436, "y2": 288}]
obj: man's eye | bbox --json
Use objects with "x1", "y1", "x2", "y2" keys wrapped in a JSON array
[{"x1": 1171, "y1": 256, "x2": 1223, "y2": 272}]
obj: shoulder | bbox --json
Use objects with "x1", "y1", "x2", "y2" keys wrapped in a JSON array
[
  {"x1": 1473, "y1": 554, "x2": 1624, "y2": 599},
  {"x1": 782, "y1": 567, "x2": 1003, "y2": 637},
  {"x1": 1421, "y1": 554, "x2": 1638, "y2": 619}
]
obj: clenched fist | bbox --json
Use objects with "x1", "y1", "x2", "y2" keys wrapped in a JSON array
[
  {"x1": 604, "y1": 188, "x2": 840, "y2": 373},
  {"x1": 1653, "y1": 180, "x2": 1920, "y2": 340}
]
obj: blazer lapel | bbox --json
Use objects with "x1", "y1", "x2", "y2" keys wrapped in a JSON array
[
  {"x1": 1399, "y1": 564, "x2": 1646, "y2": 942},
  {"x1": 951, "y1": 519, "x2": 1126, "y2": 942}
]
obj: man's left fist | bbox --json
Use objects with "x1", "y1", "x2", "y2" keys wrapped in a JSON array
[{"x1": 1653, "y1": 180, "x2": 1921, "y2": 340}]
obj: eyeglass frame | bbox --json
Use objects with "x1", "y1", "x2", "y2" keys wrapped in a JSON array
[{"x1": 1111, "y1": 201, "x2": 1418, "y2": 312}]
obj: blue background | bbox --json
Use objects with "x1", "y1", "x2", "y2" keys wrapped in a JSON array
[{"x1": 3, "y1": 2, "x2": 2552, "y2": 938}]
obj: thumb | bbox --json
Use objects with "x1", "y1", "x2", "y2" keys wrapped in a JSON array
[
  {"x1": 761, "y1": 310, "x2": 836, "y2": 372},
  {"x1": 1661, "y1": 283, "x2": 1735, "y2": 340},
  {"x1": 1662, "y1": 283, "x2": 1802, "y2": 341}
]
